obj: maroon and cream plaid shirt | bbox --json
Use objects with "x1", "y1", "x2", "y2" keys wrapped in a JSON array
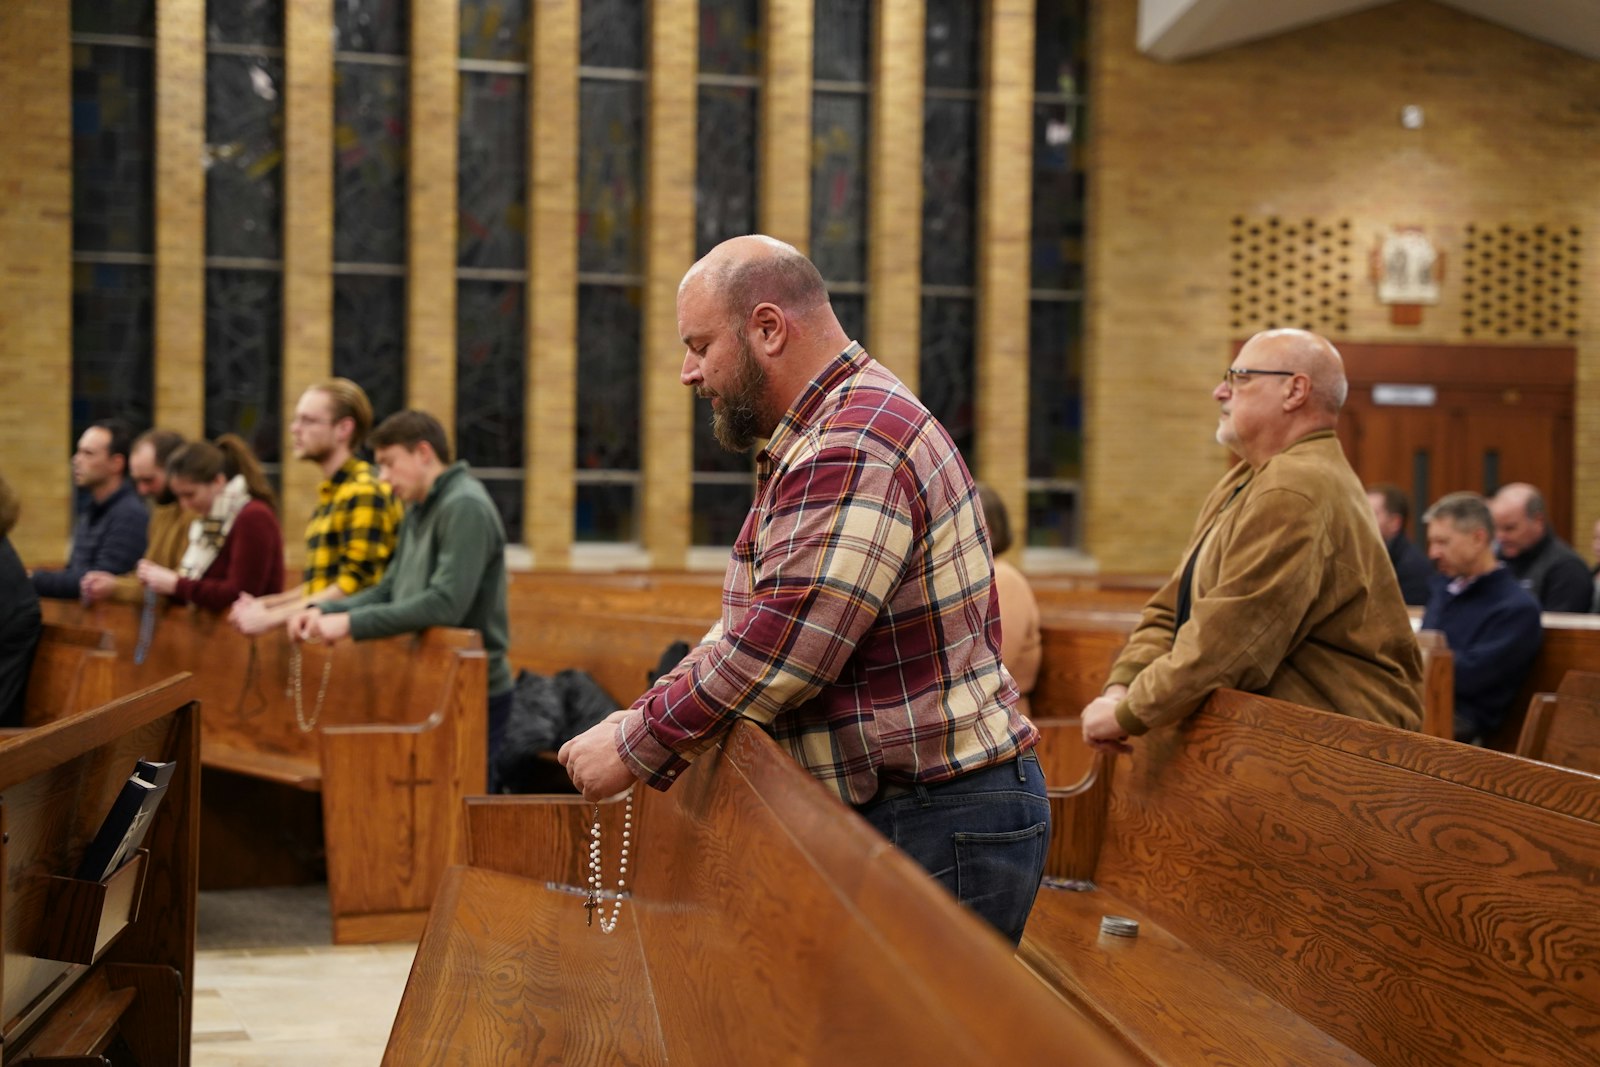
[{"x1": 618, "y1": 343, "x2": 1037, "y2": 805}]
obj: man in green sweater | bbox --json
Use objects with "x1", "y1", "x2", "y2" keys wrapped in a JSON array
[{"x1": 290, "y1": 409, "x2": 512, "y2": 790}]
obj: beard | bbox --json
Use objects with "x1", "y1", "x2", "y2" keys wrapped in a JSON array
[{"x1": 707, "y1": 334, "x2": 768, "y2": 452}]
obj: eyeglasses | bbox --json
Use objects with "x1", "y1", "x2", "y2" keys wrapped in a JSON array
[{"x1": 1220, "y1": 367, "x2": 1297, "y2": 389}]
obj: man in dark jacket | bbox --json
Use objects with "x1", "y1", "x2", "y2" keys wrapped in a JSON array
[
  {"x1": 30, "y1": 419, "x2": 148, "y2": 599},
  {"x1": 1424, "y1": 492, "x2": 1543, "y2": 744},
  {"x1": 1490, "y1": 483, "x2": 1591, "y2": 613},
  {"x1": 1367, "y1": 483, "x2": 1434, "y2": 606}
]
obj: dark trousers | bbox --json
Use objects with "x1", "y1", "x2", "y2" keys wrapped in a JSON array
[
  {"x1": 487, "y1": 687, "x2": 513, "y2": 794},
  {"x1": 855, "y1": 752, "x2": 1049, "y2": 945}
]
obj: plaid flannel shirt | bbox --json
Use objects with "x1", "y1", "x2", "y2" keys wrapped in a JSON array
[
  {"x1": 302, "y1": 457, "x2": 404, "y2": 596},
  {"x1": 618, "y1": 343, "x2": 1036, "y2": 805}
]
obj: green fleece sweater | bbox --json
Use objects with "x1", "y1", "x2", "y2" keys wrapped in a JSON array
[{"x1": 321, "y1": 462, "x2": 511, "y2": 695}]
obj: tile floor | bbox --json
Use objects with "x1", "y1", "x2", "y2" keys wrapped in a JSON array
[{"x1": 191, "y1": 886, "x2": 417, "y2": 1066}]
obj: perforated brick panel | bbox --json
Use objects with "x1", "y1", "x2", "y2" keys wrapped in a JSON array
[
  {"x1": 1229, "y1": 216, "x2": 1352, "y2": 335},
  {"x1": 1461, "y1": 224, "x2": 1582, "y2": 340}
]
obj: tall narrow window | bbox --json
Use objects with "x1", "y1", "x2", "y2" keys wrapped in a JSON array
[
  {"x1": 1027, "y1": 0, "x2": 1087, "y2": 549},
  {"x1": 810, "y1": 0, "x2": 870, "y2": 346},
  {"x1": 456, "y1": 0, "x2": 529, "y2": 541},
  {"x1": 332, "y1": 0, "x2": 408, "y2": 426},
  {"x1": 71, "y1": 2, "x2": 156, "y2": 438},
  {"x1": 690, "y1": 0, "x2": 763, "y2": 547},
  {"x1": 920, "y1": 0, "x2": 981, "y2": 465},
  {"x1": 575, "y1": 1, "x2": 646, "y2": 543},
  {"x1": 205, "y1": 1, "x2": 285, "y2": 467}
]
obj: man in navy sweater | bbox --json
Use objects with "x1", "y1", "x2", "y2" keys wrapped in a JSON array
[
  {"x1": 30, "y1": 420, "x2": 148, "y2": 599},
  {"x1": 1422, "y1": 492, "x2": 1543, "y2": 744}
]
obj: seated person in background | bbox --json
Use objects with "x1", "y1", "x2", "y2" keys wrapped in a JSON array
[
  {"x1": 1422, "y1": 492, "x2": 1543, "y2": 744},
  {"x1": 977, "y1": 483, "x2": 1041, "y2": 719},
  {"x1": 0, "y1": 472, "x2": 42, "y2": 727},
  {"x1": 136, "y1": 434, "x2": 284, "y2": 612},
  {"x1": 230, "y1": 380, "x2": 402, "y2": 634},
  {"x1": 80, "y1": 428, "x2": 189, "y2": 604},
  {"x1": 30, "y1": 419, "x2": 147, "y2": 599},
  {"x1": 289, "y1": 411, "x2": 511, "y2": 790},
  {"x1": 1366, "y1": 482, "x2": 1434, "y2": 607},
  {"x1": 1490, "y1": 482, "x2": 1591, "y2": 612}
]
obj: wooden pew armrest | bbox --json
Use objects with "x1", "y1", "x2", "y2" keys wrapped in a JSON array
[
  {"x1": 1020, "y1": 887, "x2": 1372, "y2": 1066},
  {"x1": 1045, "y1": 751, "x2": 1115, "y2": 881}
]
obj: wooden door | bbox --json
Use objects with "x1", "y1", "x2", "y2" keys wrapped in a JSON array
[{"x1": 1335, "y1": 344, "x2": 1575, "y2": 539}]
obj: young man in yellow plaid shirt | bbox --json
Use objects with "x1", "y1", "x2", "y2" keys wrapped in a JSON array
[{"x1": 230, "y1": 380, "x2": 403, "y2": 634}]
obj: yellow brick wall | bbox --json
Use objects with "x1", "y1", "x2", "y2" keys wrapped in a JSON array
[
  {"x1": 1085, "y1": 0, "x2": 1600, "y2": 572},
  {"x1": 0, "y1": 0, "x2": 71, "y2": 563}
]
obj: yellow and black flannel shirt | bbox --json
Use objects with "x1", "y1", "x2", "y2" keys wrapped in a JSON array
[{"x1": 302, "y1": 457, "x2": 404, "y2": 596}]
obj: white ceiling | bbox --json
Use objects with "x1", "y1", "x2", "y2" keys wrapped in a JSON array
[{"x1": 1138, "y1": 0, "x2": 1600, "y2": 62}]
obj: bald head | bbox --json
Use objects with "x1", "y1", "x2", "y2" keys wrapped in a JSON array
[
  {"x1": 1490, "y1": 482, "x2": 1548, "y2": 558},
  {"x1": 683, "y1": 235, "x2": 832, "y2": 331},
  {"x1": 1249, "y1": 329, "x2": 1348, "y2": 416}
]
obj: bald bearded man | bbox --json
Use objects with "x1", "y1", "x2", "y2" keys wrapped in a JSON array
[
  {"x1": 559, "y1": 235, "x2": 1046, "y2": 944},
  {"x1": 1081, "y1": 329, "x2": 1424, "y2": 751}
]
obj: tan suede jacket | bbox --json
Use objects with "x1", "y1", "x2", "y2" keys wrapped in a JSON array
[
  {"x1": 1109, "y1": 431, "x2": 1423, "y2": 734},
  {"x1": 107, "y1": 501, "x2": 190, "y2": 604}
]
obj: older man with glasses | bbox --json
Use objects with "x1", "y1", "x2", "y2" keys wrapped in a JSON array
[{"x1": 1080, "y1": 328, "x2": 1424, "y2": 751}]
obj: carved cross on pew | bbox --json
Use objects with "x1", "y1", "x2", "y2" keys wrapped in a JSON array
[{"x1": 389, "y1": 750, "x2": 434, "y2": 877}]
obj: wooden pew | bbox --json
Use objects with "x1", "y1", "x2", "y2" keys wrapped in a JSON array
[
  {"x1": 20, "y1": 622, "x2": 117, "y2": 725},
  {"x1": 40, "y1": 600, "x2": 487, "y2": 944},
  {"x1": 1415, "y1": 626, "x2": 1455, "y2": 739},
  {"x1": 0, "y1": 675, "x2": 199, "y2": 1066},
  {"x1": 383, "y1": 720, "x2": 1141, "y2": 1067},
  {"x1": 1022, "y1": 690, "x2": 1600, "y2": 1066},
  {"x1": 1517, "y1": 669, "x2": 1600, "y2": 774}
]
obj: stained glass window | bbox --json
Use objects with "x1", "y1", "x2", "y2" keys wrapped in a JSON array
[
  {"x1": 458, "y1": 71, "x2": 527, "y2": 270},
  {"x1": 1028, "y1": 299, "x2": 1081, "y2": 483},
  {"x1": 813, "y1": 0, "x2": 870, "y2": 83},
  {"x1": 696, "y1": 85, "x2": 758, "y2": 257},
  {"x1": 73, "y1": 44, "x2": 155, "y2": 254},
  {"x1": 921, "y1": 97, "x2": 977, "y2": 287},
  {"x1": 205, "y1": 269, "x2": 282, "y2": 463},
  {"x1": 456, "y1": 281, "x2": 525, "y2": 471},
  {"x1": 1029, "y1": 0, "x2": 1089, "y2": 550},
  {"x1": 919, "y1": 296, "x2": 976, "y2": 466},
  {"x1": 208, "y1": 0, "x2": 281, "y2": 47},
  {"x1": 700, "y1": 0, "x2": 760, "y2": 77},
  {"x1": 831, "y1": 293, "x2": 866, "y2": 349},
  {"x1": 457, "y1": 281, "x2": 525, "y2": 543},
  {"x1": 578, "y1": 80, "x2": 643, "y2": 275},
  {"x1": 926, "y1": 0, "x2": 980, "y2": 90},
  {"x1": 334, "y1": 62, "x2": 407, "y2": 265},
  {"x1": 333, "y1": 275, "x2": 406, "y2": 425},
  {"x1": 71, "y1": 263, "x2": 153, "y2": 436},
  {"x1": 73, "y1": 0, "x2": 154, "y2": 37},
  {"x1": 206, "y1": 54, "x2": 284, "y2": 261},
  {"x1": 575, "y1": 285, "x2": 642, "y2": 473},
  {"x1": 581, "y1": 0, "x2": 644, "y2": 69},
  {"x1": 1031, "y1": 100, "x2": 1084, "y2": 292},
  {"x1": 334, "y1": 0, "x2": 407, "y2": 54},
  {"x1": 576, "y1": 484, "x2": 636, "y2": 544},
  {"x1": 693, "y1": 483, "x2": 754, "y2": 547},
  {"x1": 72, "y1": 7, "x2": 154, "y2": 444},
  {"x1": 810, "y1": 93, "x2": 867, "y2": 283},
  {"x1": 460, "y1": 0, "x2": 527, "y2": 62}
]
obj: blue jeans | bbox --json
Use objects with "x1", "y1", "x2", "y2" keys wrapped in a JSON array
[{"x1": 856, "y1": 752, "x2": 1050, "y2": 945}]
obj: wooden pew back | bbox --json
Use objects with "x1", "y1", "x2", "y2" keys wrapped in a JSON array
[
  {"x1": 22, "y1": 622, "x2": 117, "y2": 725},
  {"x1": 0, "y1": 675, "x2": 200, "y2": 1066},
  {"x1": 1517, "y1": 668, "x2": 1600, "y2": 773},
  {"x1": 1415, "y1": 626, "x2": 1455, "y2": 738},
  {"x1": 1049, "y1": 689, "x2": 1600, "y2": 1066},
  {"x1": 41, "y1": 601, "x2": 487, "y2": 944},
  {"x1": 388, "y1": 721, "x2": 1139, "y2": 1066}
]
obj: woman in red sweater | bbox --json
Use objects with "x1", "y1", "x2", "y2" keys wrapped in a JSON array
[{"x1": 136, "y1": 435, "x2": 284, "y2": 612}]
